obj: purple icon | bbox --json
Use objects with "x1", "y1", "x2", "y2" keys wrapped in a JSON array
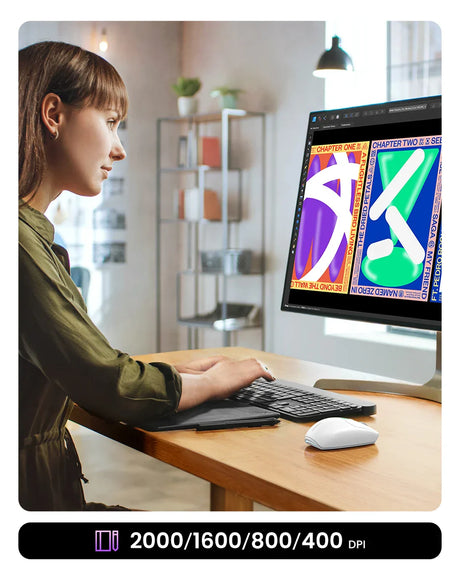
[{"x1": 95, "y1": 530, "x2": 119, "y2": 552}]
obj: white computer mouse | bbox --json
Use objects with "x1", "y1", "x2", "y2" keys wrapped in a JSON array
[{"x1": 305, "y1": 417, "x2": 378, "y2": 450}]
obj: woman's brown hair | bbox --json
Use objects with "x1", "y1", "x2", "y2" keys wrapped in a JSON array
[{"x1": 19, "y1": 41, "x2": 128, "y2": 201}]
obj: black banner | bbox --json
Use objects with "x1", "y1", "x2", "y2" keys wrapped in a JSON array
[{"x1": 19, "y1": 522, "x2": 441, "y2": 559}]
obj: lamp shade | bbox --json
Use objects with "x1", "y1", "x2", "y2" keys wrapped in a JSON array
[{"x1": 313, "y1": 36, "x2": 354, "y2": 77}]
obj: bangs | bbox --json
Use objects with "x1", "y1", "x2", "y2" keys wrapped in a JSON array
[{"x1": 85, "y1": 54, "x2": 129, "y2": 120}]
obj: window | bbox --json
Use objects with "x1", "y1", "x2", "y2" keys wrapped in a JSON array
[
  {"x1": 387, "y1": 21, "x2": 441, "y2": 101},
  {"x1": 323, "y1": 21, "x2": 387, "y2": 109}
]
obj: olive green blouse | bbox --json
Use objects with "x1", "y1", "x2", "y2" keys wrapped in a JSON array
[{"x1": 19, "y1": 203, "x2": 182, "y2": 510}]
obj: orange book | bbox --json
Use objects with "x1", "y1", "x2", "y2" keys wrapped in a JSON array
[
  {"x1": 198, "y1": 136, "x2": 221, "y2": 167},
  {"x1": 177, "y1": 188, "x2": 221, "y2": 221}
]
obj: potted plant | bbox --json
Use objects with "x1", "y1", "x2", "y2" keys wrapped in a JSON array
[
  {"x1": 210, "y1": 86, "x2": 244, "y2": 109},
  {"x1": 172, "y1": 77, "x2": 202, "y2": 117}
]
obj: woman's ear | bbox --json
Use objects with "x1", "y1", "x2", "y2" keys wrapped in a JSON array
[{"x1": 41, "y1": 93, "x2": 64, "y2": 139}]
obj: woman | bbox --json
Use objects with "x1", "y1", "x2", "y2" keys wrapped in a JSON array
[{"x1": 19, "y1": 41, "x2": 274, "y2": 510}]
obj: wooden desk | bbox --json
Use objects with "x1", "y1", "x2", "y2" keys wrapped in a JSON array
[{"x1": 70, "y1": 347, "x2": 441, "y2": 511}]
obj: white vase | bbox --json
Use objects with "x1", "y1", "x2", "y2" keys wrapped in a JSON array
[{"x1": 177, "y1": 96, "x2": 198, "y2": 117}]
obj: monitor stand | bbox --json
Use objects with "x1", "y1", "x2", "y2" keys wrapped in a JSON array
[{"x1": 314, "y1": 331, "x2": 441, "y2": 403}]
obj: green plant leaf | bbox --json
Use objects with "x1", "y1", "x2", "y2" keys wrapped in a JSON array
[{"x1": 172, "y1": 77, "x2": 202, "y2": 96}]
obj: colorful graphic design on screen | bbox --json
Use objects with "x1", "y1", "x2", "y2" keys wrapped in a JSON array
[
  {"x1": 291, "y1": 142, "x2": 369, "y2": 293},
  {"x1": 350, "y1": 136, "x2": 442, "y2": 301},
  {"x1": 430, "y1": 221, "x2": 442, "y2": 303}
]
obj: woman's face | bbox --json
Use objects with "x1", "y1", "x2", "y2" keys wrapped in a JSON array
[{"x1": 47, "y1": 104, "x2": 126, "y2": 197}]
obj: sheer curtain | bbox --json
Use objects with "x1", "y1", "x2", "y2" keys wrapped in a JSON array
[{"x1": 387, "y1": 21, "x2": 441, "y2": 101}]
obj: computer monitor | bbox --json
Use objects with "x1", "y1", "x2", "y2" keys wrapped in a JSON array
[{"x1": 281, "y1": 96, "x2": 442, "y2": 400}]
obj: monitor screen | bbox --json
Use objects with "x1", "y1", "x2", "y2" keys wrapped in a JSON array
[{"x1": 281, "y1": 96, "x2": 442, "y2": 331}]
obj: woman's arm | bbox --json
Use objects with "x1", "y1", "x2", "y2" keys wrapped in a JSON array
[{"x1": 19, "y1": 237, "x2": 182, "y2": 424}]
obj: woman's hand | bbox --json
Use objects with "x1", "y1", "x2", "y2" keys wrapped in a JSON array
[
  {"x1": 177, "y1": 357, "x2": 276, "y2": 411},
  {"x1": 173, "y1": 356, "x2": 230, "y2": 375}
]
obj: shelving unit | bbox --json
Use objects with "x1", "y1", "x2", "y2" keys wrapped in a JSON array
[{"x1": 156, "y1": 109, "x2": 266, "y2": 351}]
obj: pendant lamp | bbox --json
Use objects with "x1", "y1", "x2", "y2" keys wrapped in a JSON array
[
  {"x1": 99, "y1": 29, "x2": 108, "y2": 53},
  {"x1": 313, "y1": 36, "x2": 354, "y2": 77}
]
